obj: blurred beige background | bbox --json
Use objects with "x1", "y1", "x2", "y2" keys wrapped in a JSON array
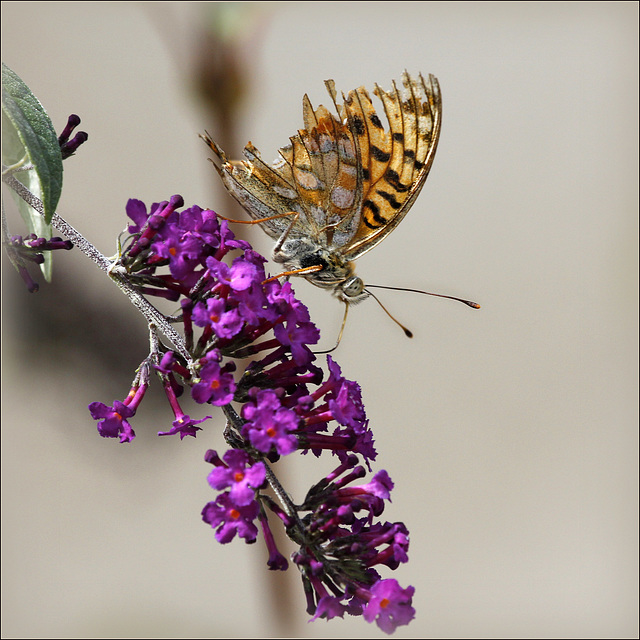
[{"x1": 1, "y1": 2, "x2": 638, "y2": 638}]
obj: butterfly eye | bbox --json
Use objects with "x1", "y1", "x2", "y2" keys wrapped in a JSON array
[{"x1": 341, "y1": 276, "x2": 366, "y2": 299}]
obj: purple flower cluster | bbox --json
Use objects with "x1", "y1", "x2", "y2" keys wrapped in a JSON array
[
  {"x1": 295, "y1": 456, "x2": 415, "y2": 632},
  {"x1": 86, "y1": 196, "x2": 415, "y2": 633}
]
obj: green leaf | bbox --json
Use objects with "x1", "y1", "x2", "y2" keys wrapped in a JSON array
[
  {"x1": 2, "y1": 63, "x2": 64, "y2": 279},
  {"x1": 2, "y1": 63, "x2": 63, "y2": 226}
]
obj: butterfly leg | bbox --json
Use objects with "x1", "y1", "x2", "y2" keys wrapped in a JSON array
[
  {"x1": 313, "y1": 302, "x2": 349, "y2": 354},
  {"x1": 262, "y1": 264, "x2": 322, "y2": 284},
  {"x1": 271, "y1": 210, "x2": 301, "y2": 255}
]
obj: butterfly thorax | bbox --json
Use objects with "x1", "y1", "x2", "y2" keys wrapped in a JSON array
[{"x1": 275, "y1": 235, "x2": 369, "y2": 303}]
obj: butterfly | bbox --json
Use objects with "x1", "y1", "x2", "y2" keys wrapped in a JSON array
[{"x1": 203, "y1": 72, "x2": 478, "y2": 341}]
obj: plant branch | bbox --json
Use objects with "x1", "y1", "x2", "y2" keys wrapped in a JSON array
[
  {"x1": 2, "y1": 170, "x2": 192, "y2": 364},
  {"x1": 221, "y1": 403, "x2": 307, "y2": 533}
]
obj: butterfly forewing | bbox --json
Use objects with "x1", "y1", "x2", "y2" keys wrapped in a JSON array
[{"x1": 341, "y1": 72, "x2": 441, "y2": 261}]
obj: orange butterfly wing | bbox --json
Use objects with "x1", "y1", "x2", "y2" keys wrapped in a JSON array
[
  {"x1": 336, "y1": 72, "x2": 442, "y2": 261},
  {"x1": 205, "y1": 72, "x2": 440, "y2": 259}
]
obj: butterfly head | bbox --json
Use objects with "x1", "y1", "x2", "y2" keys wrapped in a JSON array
[{"x1": 296, "y1": 255, "x2": 370, "y2": 304}]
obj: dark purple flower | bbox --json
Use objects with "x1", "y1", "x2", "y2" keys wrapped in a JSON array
[
  {"x1": 18, "y1": 235, "x2": 73, "y2": 252},
  {"x1": 155, "y1": 351, "x2": 178, "y2": 376},
  {"x1": 235, "y1": 281, "x2": 278, "y2": 326},
  {"x1": 191, "y1": 351, "x2": 236, "y2": 405},
  {"x1": 151, "y1": 231, "x2": 202, "y2": 281},
  {"x1": 88, "y1": 399, "x2": 137, "y2": 443},
  {"x1": 361, "y1": 470, "x2": 394, "y2": 500},
  {"x1": 365, "y1": 522, "x2": 410, "y2": 570},
  {"x1": 334, "y1": 424, "x2": 377, "y2": 464},
  {"x1": 158, "y1": 414, "x2": 210, "y2": 439},
  {"x1": 206, "y1": 255, "x2": 259, "y2": 292},
  {"x1": 312, "y1": 594, "x2": 349, "y2": 621},
  {"x1": 179, "y1": 206, "x2": 220, "y2": 248},
  {"x1": 125, "y1": 196, "x2": 184, "y2": 258},
  {"x1": 206, "y1": 449, "x2": 266, "y2": 506},
  {"x1": 217, "y1": 219, "x2": 252, "y2": 253},
  {"x1": 192, "y1": 297, "x2": 244, "y2": 340},
  {"x1": 361, "y1": 579, "x2": 416, "y2": 634},
  {"x1": 201, "y1": 492, "x2": 260, "y2": 543},
  {"x1": 125, "y1": 199, "x2": 149, "y2": 234},
  {"x1": 257, "y1": 509, "x2": 289, "y2": 571},
  {"x1": 58, "y1": 114, "x2": 88, "y2": 159},
  {"x1": 241, "y1": 388, "x2": 299, "y2": 455},
  {"x1": 322, "y1": 356, "x2": 367, "y2": 430},
  {"x1": 265, "y1": 280, "x2": 307, "y2": 318},
  {"x1": 57, "y1": 113, "x2": 81, "y2": 145},
  {"x1": 328, "y1": 381, "x2": 366, "y2": 430},
  {"x1": 273, "y1": 318, "x2": 320, "y2": 365}
]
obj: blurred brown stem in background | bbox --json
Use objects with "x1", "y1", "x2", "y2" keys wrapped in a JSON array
[{"x1": 186, "y1": 5, "x2": 301, "y2": 636}]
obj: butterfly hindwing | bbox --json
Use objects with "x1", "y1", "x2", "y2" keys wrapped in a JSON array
[
  {"x1": 282, "y1": 100, "x2": 363, "y2": 248},
  {"x1": 206, "y1": 138, "x2": 299, "y2": 240}
]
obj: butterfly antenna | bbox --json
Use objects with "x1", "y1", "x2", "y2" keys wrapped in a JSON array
[
  {"x1": 365, "y1": 289, "x2": 414, "y2": 338},
  {"x1": 366, "y1": 284, "x2": 481, "y2": 309},
  {"x1": 314, "y1": 303, "x2": 349, "y2": 354}
]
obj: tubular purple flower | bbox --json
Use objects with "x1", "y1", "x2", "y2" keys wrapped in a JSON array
[
  {"x1": 57, "y1": 114, "x2": 81, "y2": 143},
  {"x1": 363, "y1": 523, "x2": 410, "y2": 570},
  {"x1": 58, "y1": 114, "x2": 88, "y2": 158},
  {"x1": 201, "y1": 492, "x2": 260, "y2": 544},
  {"x1": 126, "y1": 196, "x2": 184, "y2": 258},
  {"x1": 125, "y1": 198, "x2": 149, "y2": 234},
  {"x1": 360, "y1": 579, "x2": 416, "y2": 634},
  {"x1": 206, "y1": 449, "x2": 266, "y2": 506},
  {"x1": 257, "y1": 509, "x2": 289, "y2": 571},
  {"x1": 241, "y1": 388, "x2": 299, "y2": 456},
  {"x1": 151, "y1": 232, "x2": 202, "y2": 282},
  {"x1": 205, "y1": 255, "x2": 259, "y2": 292},
  {"x1": 273, "y1": 319, "x2": 320, "y2": 365},
  {"x1": 192, "y1": 297, "x2": 244, "y2": 340},
  {"x1": 191, "y1": 351, "x2": 236, "y2": 406},
  {"x1": 157, "y1": 414, "x2": 209, "y2": 439},
  {"x1": 89, "y1": 398, "x2": 137, "y2": 443},
  {"x1": 312, "y1": 593, "x2": 349, "y2": 621},
  {"x1": 16, "y1": 262, "x2": 39, "y2": 292}
]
